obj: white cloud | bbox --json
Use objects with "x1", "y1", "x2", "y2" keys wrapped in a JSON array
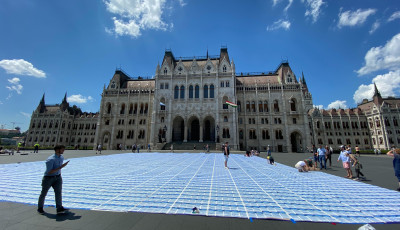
[
  {"x1": 369, "y1": 20, "x2": 380, "y2": 34},
  {"x1": 388, "y1": 11, "x2": 400, "y2": 22},
  {"x1": 327, "y1": 100, "x2": 348, "y2": 109},
  {"x1": 105, "y1": 0, "x2": 172, "y2": 38},
  {"x1": 272, "y1": 0, "x2": 281, "y2": 6},
  {"x1": 0, "y1": 59, "x2": 46, "y2": 78},
  {"x1": 20, "y1": 112, "x2": 31, "y2": 118},
  {"x1": 357, "y1": 33, "x2": 400, "y2": 75},
  {"x1": 267, "y1": 19, "x2": 291, "y2": 31},
  {"x1": 303, "y1": 0, "x2": 325, "y2": 23},
  {"x1": 338, "y1": 8, "x2": 376, "y2": 28},
  {"x1": 8, "y1": 77, "x2": 20, "y2": 85},
  {"x1": 177, "y1": 0, "x2": 186, "y2": 7},
  {"x1": 6, "y1": 77, "x2": 23, "y2": 94},
  {"x1": 284, "y1": 0, "x2": 293, "y2": 12},
  {"x1": 67, "y1": 95, "x2": 94, "y2": 104},
  {"x1": 354, "y1": 70, "x2": 400, "y2": 104}
]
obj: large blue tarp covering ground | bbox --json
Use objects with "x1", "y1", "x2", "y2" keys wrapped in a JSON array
[{"x1": 1, "y1": 152, "x2": 400, "y2": 224}]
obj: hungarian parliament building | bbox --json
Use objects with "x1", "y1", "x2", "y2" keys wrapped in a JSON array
[{"x1": 25, "y1": 48, "x2": 400, "y2": 152}]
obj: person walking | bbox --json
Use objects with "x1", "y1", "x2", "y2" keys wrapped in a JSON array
[
  {"x1": 37, "y1": 145, "x2": 70, "y2": 215},
  {"x1": 224, "y1": 142, "x2": 230, "y2": 169},
  {"x1": 355, "y1": 145, "x2": 361, "y2": 157},
  {"x1": 96, "y1": 144, "x2": 102, "y2": 154},
  {"x1": 317, "y1": 145, "x2": 327, "y2": 170},
  {"x1": 387, "y1": 148, "x2": 400, "y2": 191},
  {"x1": 337, "y1": 145, "x2": 353, "y2": 178},
  {"x1": 34, "y1": 143, "x2": 40, "y2": 153},
  {"x1": 325, "y1": 145, "x2": 332, "y2": 167}
]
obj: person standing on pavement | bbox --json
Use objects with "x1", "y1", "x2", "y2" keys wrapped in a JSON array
[
  {"x1": 224, "y1": 142, "x2": 230, "y2": 169},
  {"x1": 387, "y1": 148, "x2": 400, "y2": 191},
  {"x1": 317, "y1": 145, "x2": 327, "y2": 170},
  {"x1": 337, "y1": 145, "x2": 353, "y2": 179},
  {"x1": 312, "y1": 144, "x2": 318, "y2": 168},
  {"x1": 325, "y1": 145, "x2": 332, "y2": 167},
  {"x1": 37, "y1": 145, "x2": 69, "y2": 215}
]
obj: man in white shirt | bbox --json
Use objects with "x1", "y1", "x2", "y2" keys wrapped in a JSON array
[{"x1": 295, "y1": 161, "x2": 308, "y2": 172}]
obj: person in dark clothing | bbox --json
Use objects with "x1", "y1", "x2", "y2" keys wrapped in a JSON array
[
  {"x1": 37, "y1": 145, "x2": 70, "y2": 215},
  {"x1": 224, "y1": 142, "x2": 230, "y2": 169}
]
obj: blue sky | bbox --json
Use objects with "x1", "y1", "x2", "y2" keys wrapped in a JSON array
[{"x1": 1, "y1": 0, "x2": 400, "y2": 132}]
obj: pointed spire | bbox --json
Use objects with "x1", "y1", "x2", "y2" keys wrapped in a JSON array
[
  {"x1": 62, "y1": 92, "x2": 67, "y2": 103},
  {"x1": 374, "y1": 82, "x2": 381, "y2": 97},
  {"x1": 302, "y1": 72, "x2": 307, "y2": 85},
  {"x1": 206, "y1": 48, "x2": 209, "y2": 59},
  {"x1": 373, "y1": 83, "x2": 383, "y2": 106},
  {"x1": 40, "y1": 93, "x2": 45, "y2": 104}
]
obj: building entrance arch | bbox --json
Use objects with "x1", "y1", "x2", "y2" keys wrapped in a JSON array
[
  {"x1": 203, "y1": 116, "x2": 215, "y2": 141},
  {"x1": 172, "y1": 116, "x2": 184, "y2": 141},
  {"x1": 290, "y1": 131, "x2": 302, "y2": 153},
  {"x1": 189, "y1": 117, "x2": 200, "y2": 141}
]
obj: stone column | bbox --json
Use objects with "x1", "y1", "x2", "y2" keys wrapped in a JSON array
[{"x1": 199, "y1": 121, "x2": 203, "y2": 142}]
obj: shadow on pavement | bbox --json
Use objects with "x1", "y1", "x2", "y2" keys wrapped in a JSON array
[{"x1": 44, "y1": 211, "x2": 82, "y2": 222}]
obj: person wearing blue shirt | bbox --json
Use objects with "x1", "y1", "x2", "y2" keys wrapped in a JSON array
[
  {"x1": 37, "y1": 145, "x2": 70, "y2": 215},
  {"x1": 317, "y1": 145, "x2": 327, "y2": 170}
]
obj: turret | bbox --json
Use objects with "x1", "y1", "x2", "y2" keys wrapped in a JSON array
[
  {"x1": 36, "y1": 93, "x2": 46, "y2": 113},
  {"x1": 373, "y1": 83, "x2": 383, "y2": 106}
]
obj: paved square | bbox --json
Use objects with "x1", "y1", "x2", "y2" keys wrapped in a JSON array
[{"x1": 1, "y1": 153, "x2": 400, "y2": 224}]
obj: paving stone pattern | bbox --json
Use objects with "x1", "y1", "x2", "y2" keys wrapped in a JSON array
[{"x1": 1, "y1": 153, "x2": 400, "y2": 224}]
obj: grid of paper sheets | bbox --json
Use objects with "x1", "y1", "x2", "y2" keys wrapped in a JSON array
[{"x1": 1, "y1": 152, "x2": 400, "y2": 224}]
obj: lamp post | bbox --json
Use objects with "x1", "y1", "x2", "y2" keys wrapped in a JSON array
[{"x1": 216, "y1": 125, "x2": 219, "y2": 143}]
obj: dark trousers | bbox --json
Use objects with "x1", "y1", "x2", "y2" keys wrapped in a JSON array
[
  {"x1": 326, "y1": 154, "x2": 332, "y2": 166},
  {"x1": 38, "y1": 175, "x2": 63, "y2": 209},
  {"x1": 355, "y1": 169, "x2": 364, "y2": 178}
]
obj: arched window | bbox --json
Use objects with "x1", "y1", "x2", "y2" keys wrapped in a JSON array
[
  {"x1": 140, "y1": 103, "x2": 144, "y2": 114},
  {"x1": 134, "y1": 103, "x2": 138, "y2": 114},
  {"x1": 160, "y1": 98, "x2": 166, "y2": 111},
  {"x1": 258, "y1": 101, "x2": 263, "y2": 112},
  {"x1": 120, "y1": 104, "x2": 125, "y2": 114},
  {"x1": 237, "y1": 101, "x2": 241, "y2": 112},
  {"x1": 189, "y1": 85, "x2": 193, "y2": 98},
  {"x1": 107, "y1": 103, "x2": 112, "y2": 114},
  {"x1": 274, "y1": 100, "x2": 279, "y2": 112},
  {"x1": 210, "y1": 84, "x2": 214, "y2": 98},
  {"x1": 251, "y1": 101, "x2": 256, "y2": 112},
  {"x1": 174, "y1": 86, "x2": 179, "y2": 99},
  {"x1": 239, "y1": 129, "x2": 244, "y2": 139},
  {"x1": 290, "y1": 99, "x2": 296, "y2": 111},
  {"x1": 195, "y1": 85, "x2": 199, "y2": 98},
  {"x1": 144, "y1": 103, "x2": 148, "y2": 114},
  {"x1": 223, "y1": 65, "x2": 227, "y2": 72},
  {"x1": 129, "y1": 103, "x2": 133, "y2": 114},
  {"x1": 394, "y1": 117, "x2": 399, "y2": 126},
  {"x1": 180, "y1": 85, "x2": 185, "y2": 99},
  {"x1": 264, "y1": 101, "x2": 268, "y2": 112},
  {"x1": 164, "y1": 68, "x2": 167, "y2": 74},
  {"x1": 223, "y1": 96, "x2": 229, "y2": 109},
  {"x1": 204, "y1": 85, "x2": 208, "y2": 98},
  {"x1": 375, "y1": 118, "x2": 380, "y2": 127},
  {"x1": 246, "y1": 101, "x2": 250, "y2": 112}
]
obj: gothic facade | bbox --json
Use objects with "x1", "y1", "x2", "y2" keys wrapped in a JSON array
[{"x1": 26, "y1": 48, "x2": 400, "y2": 152}]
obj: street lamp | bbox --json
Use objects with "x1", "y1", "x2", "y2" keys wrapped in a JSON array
[{"x1": 216, "y1": 125, "x2": 219, "y2": 143}]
